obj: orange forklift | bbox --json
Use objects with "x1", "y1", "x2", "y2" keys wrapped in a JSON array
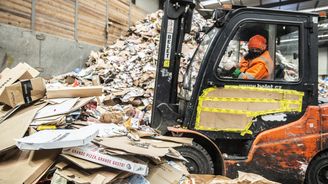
[{"x1": 151, "y1": 0, "x2": 327, "y2": 183}]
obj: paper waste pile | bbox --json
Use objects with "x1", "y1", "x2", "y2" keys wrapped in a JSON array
[{"x1": 0, "y1": 10, "x2": 279, "y2": 184}]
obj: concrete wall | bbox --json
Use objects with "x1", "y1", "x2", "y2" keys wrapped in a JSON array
[
  {"x1": 135, "y1": 0, "x2": 159, "y2": 13},
  {"x1": 0, "y1": 23, "x2": 100, "y2": 77}
]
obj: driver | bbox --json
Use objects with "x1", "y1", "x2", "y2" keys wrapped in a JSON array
[{"x1": 232, "y1": 35, "x2": 273, "y2": 80}]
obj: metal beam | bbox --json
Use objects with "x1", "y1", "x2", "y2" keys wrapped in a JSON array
[
  {"x1": 256, "y1": 0, "x2": 311, "y2": 8},
  {"x1": 314, "y1": 0, "x2": 320, "y2": 8}
]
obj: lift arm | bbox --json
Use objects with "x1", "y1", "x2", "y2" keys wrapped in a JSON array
[{"x1": 151, "y1": 0, "x2": 195, "y2": 133}]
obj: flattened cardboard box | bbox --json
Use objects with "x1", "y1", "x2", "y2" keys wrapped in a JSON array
[
  {"x1": 0, "y1": 77, "x2": 46, "y2": 107},
  {"x1": 62, "y1": 144, "x2": 149, "y2": 176},
  {"x1": 46, "y1": 86, "x2": 102, "y2": 99}
]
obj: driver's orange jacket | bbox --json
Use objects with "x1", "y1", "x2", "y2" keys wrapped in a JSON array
[{"x1": 238, "y1": 50, "x2": 273, "y2": 80}]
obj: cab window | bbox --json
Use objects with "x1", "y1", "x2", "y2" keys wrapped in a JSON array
[{"x1": 217, "y1": 22, "x2": 300, "y2": 81}]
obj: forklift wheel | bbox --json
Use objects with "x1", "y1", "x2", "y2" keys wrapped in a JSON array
[
  {"x1": 175, "y1": 142, "x2": 214, "y2": 174},
  {"x1": 305, "y1": 151, "x2": 328, "y2": 184}
]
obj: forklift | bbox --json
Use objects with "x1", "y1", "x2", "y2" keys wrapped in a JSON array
[{"x1": 151, "y1": 0, "x2": 328, "y2": 183}]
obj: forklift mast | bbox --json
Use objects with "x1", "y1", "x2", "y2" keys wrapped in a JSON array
[{"x1": 151, "y1": 0, "x2": 195, "y2": 132}]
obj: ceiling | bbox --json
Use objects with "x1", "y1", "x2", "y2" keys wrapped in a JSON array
[{"x1": 197, "y1": 0, "x2": 328, "y2": 12}]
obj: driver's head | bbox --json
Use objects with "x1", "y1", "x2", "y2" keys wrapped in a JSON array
[
  {"x1": 244, "y1": 35, "x2": 267, "y2": 60},
  {"x1": 248, "y1": 35, "x2": 267, "y2": 52}
]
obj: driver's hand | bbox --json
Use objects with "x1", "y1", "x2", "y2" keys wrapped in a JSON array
[
  {"x1": 219, "y1": 66, "x2": 236, "y2": 76},
  {"x1": 232, "y1": 68, "x2": 241, "y2": 78}
]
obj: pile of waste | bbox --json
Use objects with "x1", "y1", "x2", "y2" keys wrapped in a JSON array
[
  {"x1": 47, "y1": 10, "x2": 208, "y2": 125},
  {"x1": 319, "y1": 77, "x2": 328, "y2": 99},
  {"x1": 0, "y1": 10, "x2": 279, "y2": 184}
]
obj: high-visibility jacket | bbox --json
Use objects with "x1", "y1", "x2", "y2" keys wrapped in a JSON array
[{"x1": 238, "y1": 50, "x2": 273, "y2": 80}]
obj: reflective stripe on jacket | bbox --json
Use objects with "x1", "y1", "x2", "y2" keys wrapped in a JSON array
[{"x1": 238, "y1": 51, "x2": 273, "y2": 80}]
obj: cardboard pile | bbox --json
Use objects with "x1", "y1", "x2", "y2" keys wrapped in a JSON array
[
  {"x1": 0, "y1": 68, "x2": 189, "y2": 184},
  {"x1": 46, "y1": 10, "x2": 210, "y2": 124},
  {"x1": 319, "y1": 77, "x2": 328, "y2": 100},
  {"x1": 0, "y1": 62, "x2": 194, "y2": 183}
]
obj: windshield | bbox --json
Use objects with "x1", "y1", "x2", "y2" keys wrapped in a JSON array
[{"x1": 181, "y1": 28, "x2": 218, "y2": 99}]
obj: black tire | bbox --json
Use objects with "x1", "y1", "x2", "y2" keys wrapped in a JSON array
[
  {"x1": 175, "y1": 142, "x2": 214, "y2": 174},
  {"x1": 305, "y1": 151, "x2": 328, "y2": 184}
]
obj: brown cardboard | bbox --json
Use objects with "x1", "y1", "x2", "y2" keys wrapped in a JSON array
[
  {"x1": 187, "y1": 174, "x2": 230, "y2": 184},
  {"x1": 0, "y1": 105, "x2": 21, "y2": 123},
  {"x1": 0, "y1": 63, "x2": 39, "y2": 96},
  {"x1": 0, "y1": 103, "x2": 46, "y2": 153},
  {"x1": 139, "y1": 138, "x2": 182, "y2": 148},
  {"x1": 202, "y1": 101, "x2": 281, "y2": 112},
  {"x1": 96, "y1": 136, "x2": 169, "y2": 160},
  {"x1": 146, "y1": 162, "x2": 186, "y2": 184},
  {"x1": 200, "y1": 112, "x2": 252, "y2": 130},
  {"x1": 61, "y1": 154, "x2": 103, "y2": 170},
  {"x1": 46, "y1": 86, "x2": 103, "y2": 99},
  {"x1": 55, "y1": 161, "x2": 120, "y2": 184},
  {"x1": 187, "y1": 172, "x2": 280, "y2": 184},
  {"x1": 0, "y1": 149, "x2": 59, "y2": 184},
  {"x1": 152, "y1": 136, "x2": 193, "y2": 145},
  {"x1": 206, "y1": 88, "x2": 283, "y2": 100},
  {"x1": 198, "y1": 87, "x2": 302, "y2": 130},
  {"x1": 0, "y1": 77, "x2": 46, "y2": 107},
  {"x1": 70, "y1": 97, "x2": 95, "y2": 112}
]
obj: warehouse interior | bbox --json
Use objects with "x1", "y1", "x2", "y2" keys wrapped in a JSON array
[{"x1": 1, "y1": 0, "x2": 328, "y2": 184}]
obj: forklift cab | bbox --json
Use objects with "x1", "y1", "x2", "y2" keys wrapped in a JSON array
[
  {"x1": 179, "y1": 8, "x2": 319, "y2": 183},
  {"x1": 152, "y1": 1, "x2": 321, "y2": 182}
]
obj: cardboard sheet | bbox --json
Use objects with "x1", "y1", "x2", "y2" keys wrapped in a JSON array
[
  {"x1": 0, "y1": 149, "x2": 59, "y2": 184},
  {"x1": 151, "y1": 135, "x2": 193, "y2": 145},
  {"x1": 146, "y1": 162, "x2": 186, "y2": 184},
  {"x1": 61, "y1": 154, "x2": 103, "y2": 170},
  {"x1": 200, "y1": 112, "x2": 252, "y2": 130},
  {"x1": 0, "y1": 77, "x2": 46, "y2": 107},
  {"x1": 31, "y1": 115, "x2": 66, "y2": 126},
  {"x1": 139, "y1": 138, "x2": 182, "y2": 148},
  {"x1": 0, "y1": 103, "x2": 46, "y2": 153},
  {"x1": 0, "y1": 105, "x2": 21, "y2": 123},
  {"x1": 206, "y1": 88, "x2": 283, "y2": 99},
  {"x1": 197, "y1": 87, "x2": 303, "y2": 131},
  {"x1": 34, "y1": 98, "x2": 79, "y2": 119},
  {"x1": 16, "y1": 125, "x2": 99, "y2": 150},
  {"x1": 188, "y1": 174, "x2": 230, "y2": 184},
  {"x1": 95, "y1": 136, "x2": 169, "y2": 160},
  {"x1": 70, "y1": 97, "x2": 95, "y2": 112},
  {"x1": 55, "y1": 161, "x2": 120, "y2": 184},
  {"x1": 187, "y1": 172, "x2": 280, "y2": 184},
  {"x1": 62, "y1": 144, "x2": 149, "y2": 175},
  {"x1": 47, "y1": 86, "x2": 102, "y2": 98}
]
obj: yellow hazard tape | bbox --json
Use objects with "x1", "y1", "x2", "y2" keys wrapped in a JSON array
[{"x1": 195, "y1": 86, "x2": 304, "y2": 135}]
